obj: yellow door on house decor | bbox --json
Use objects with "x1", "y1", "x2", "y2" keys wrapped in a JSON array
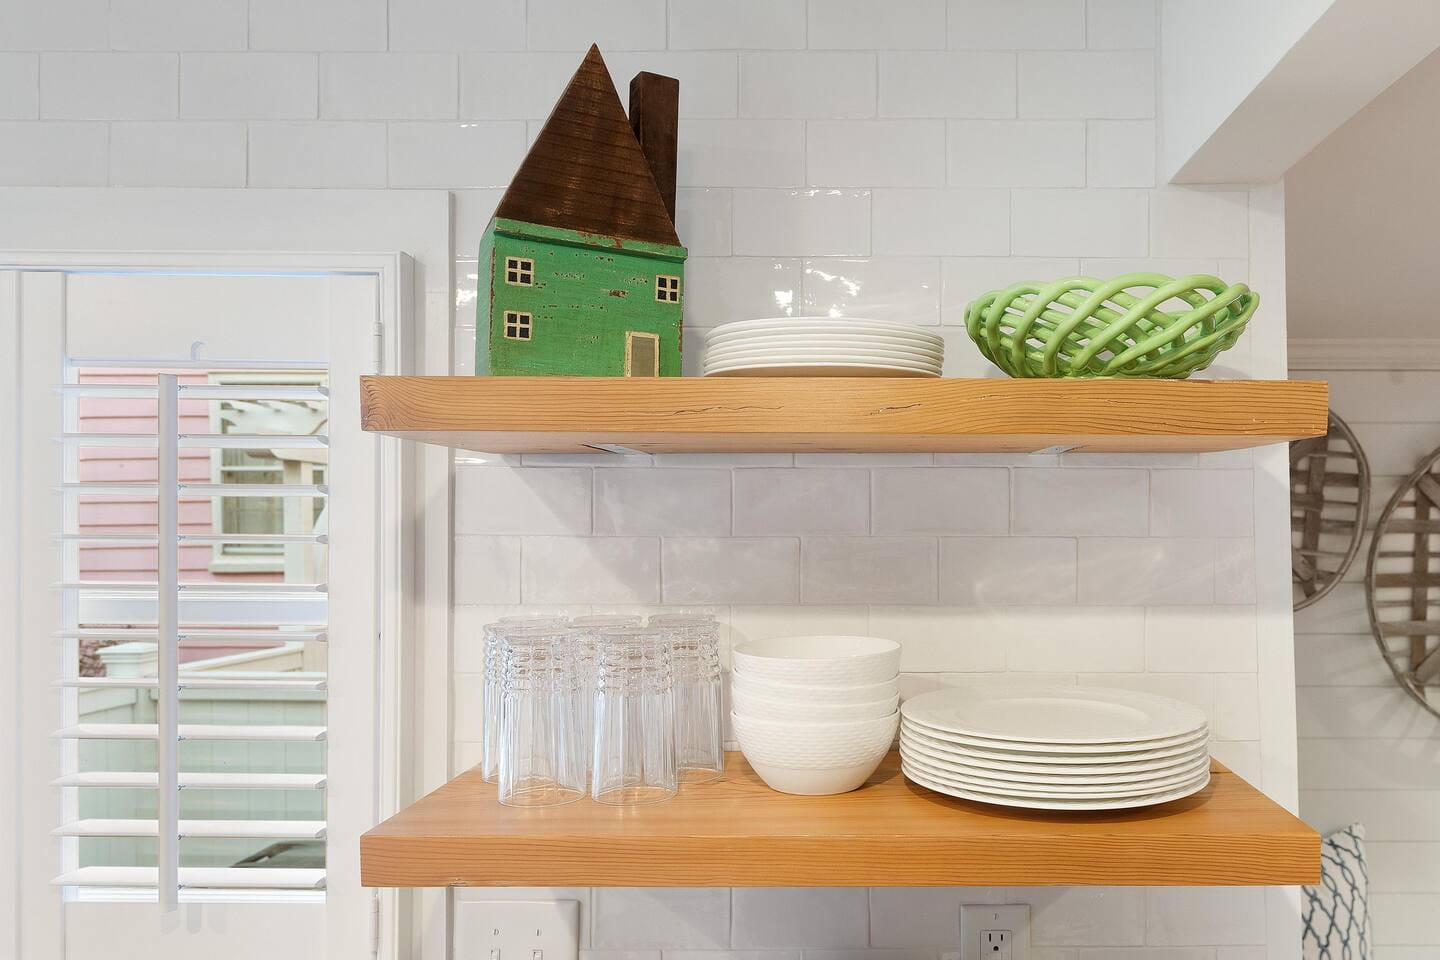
[{"x1": 625, "y1": 331, "x2": 660, "y2": 376}]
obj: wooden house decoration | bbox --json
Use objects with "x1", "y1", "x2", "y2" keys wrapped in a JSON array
[{"x1": 476, "y1": 45, "x2": 685, "y2": 377}]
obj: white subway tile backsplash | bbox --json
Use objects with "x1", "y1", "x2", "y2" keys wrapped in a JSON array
[
  {"x1": 182, "y1": 54, "x2": 317, "y2": 119},
  {"x1": 1144, "y1": 605, "x2": 1257, "y2": 673},
  {"x1": 809, "y1": 0, "x2": 946, "y2": 50},
  {"x1": 460, "y1": 53, "x2": 579, "y2": 119},
  {"x1": 677, "y1": 188, "x2": 735, "y2": 256},
  {"x1": 872, "y1": 189, "x2": 1010, "y2": 256},
  {"x1": 1211, "y1": 673, "x2": 1260, "y2": 740},
  {"x1": 807, "y1": 121, "x2": 946, "y2": 187},
  {"x1": 596, "y1": 469, "x2": 731, "y2": 536},
  {"x1": 728, "y1": 605, "x2": 869, "y2": 645},
  {"x1": 1150, "y1": 469, "x2": 1254, "y2": 538},
  {"x1": 249, "y1": 0, "x2": 386, "y2": 51},
  {"x1": 1086, "y1": 120, "x2": 1156, "y2": 187},
  {"x1": 867, "y1": 888, "x2": 965, "y2": 946},
  {"x1": 527, "y1": 0, "x2": 667, "y2": 51},
  {"x1": 320, "y1": 53, "x2": 457, "y2": 120},
  {"x1": 593, "y1": 888, "x2": 730, "y2": 949},
  {"x1": 41, "y1": 53, "x2": 176, "y2": 119},
  {"x1": 1012, "y1": 468, "x2": 1146, "y2": 536},
  {"x1": 522, "y1": 537, "x2": 660, "y2": 604},
  {"x1": 1087, "y1": 0, "x2": 1157, "y2": 49},
  {"x1": 109, "y1": 0, "x2": 244, "y2": 50},
  {"x1": 388, "y1": 0, "x2": 526, "y2": 51},
  {"x1": 802, "y1": 537, "x2": 937, "y2": 604},
  {"x1": 668, "y1": 0, "x2": 807, "y2": 50},
  {"x1": 604, "y1": 53, "x2": 740, "y2": 119},
  {"x1": 109, "y1": 121, "x2": 246, "y2": 187},
  {"x1": 879, "y1": 52, "x2": 1016, "y2": 119},
  {"x1": 663, "y1": 538, "x2": 800, "y2": 604},
  {"x1": 939, "y1": 537, "x2": 1077, "y2": 605},
  {"x1": 872, "y1": 467, "x2": 1008, "y2": 534},
  {"x1": 1145, "y1": 887, "x2": 1266, "y2": 946},
  {"x1": 1079, "y1": 539, "x2": 1216, "y2": 604},
  {"x1": 1019, "y1": 886, "x2": 1145, "y2": 946},
  {"x1": 940, "y1": 258, "x2": 1079, "y2": 320},
  {"x1": 1019, "y1": 52, "x2": 1155, "y2": 118},
  {"x1": 676, "y1": 120, "x2": 805, "y2": 188},
  {"x1": 1367, "y1": 842, "x2": 1440, "y2": 893},
  {"x1": 734, "y1": 467, "x2": 868, "y2": 535},
  {"x1": 0, "y1": 121, "x2": 107, "y2": 185},
  {"x1": 453, "y1": 536, "x2": 522, "y2": 605},
  {"x1": 1298, "y1": 686, "x2": 1440, "y2": 740},
  {"x1": 247, "y1": 121, "x2": 387, "y2": 187},
  {"x1": 1012, "y1": 189, "x2": 1149, "y2": 257},
  {"x1": 740, "y1": 53, "x2": 877, "y2": 119},
  {"x1": 1150, "y1": 188, "x2": 1250, "y2": 259},
  {"x1": 1213, "y1": 538, "x2": 1256, "y2": 605},
  {"x1": 683, "y1": 258, "x2": 801, "y2": 327},
  {"x1": 0, "y1": 55, "x2": 38, "y2": 119},
  {"x1": 1301, "y1": 789, "x2": 1440, "y2": 842},
  {"x1": 1293, "y1": 633, "x2": 1393, "y2": 687},
  {"x1": 733, "y1": 189, "x2": 871, "y2": 257},
  {"x1": 455, "y1": 466, "x2": 593, "y2": 534},
  {"x1": 1373, "y1": 894, "x2": 1440, "y2": 945},
  {"x1": 946, "y1": 120, "x2": 1085, "y2": 187},
  {"x1": 868, "y1": 606, "x2": 1007, "y2": 672},
  {"x1": 948, "y1": 0, "x2": 1085, "y2": 50},
  {"x1": 731, "y1": 888, "x2": 869, "y2": 948},
  {"x1": 388, "y1": 121, "x2": 527, "y2": 188},
  {"x1": 0, "y1": 0, "x2": 107, "y2": 50},
  {"x1": 1003, "y1": 606, "x2": 1145, "y2": 672},
  {"x1": 802, "y1": 258, "x2": 941, "y2": 326}
]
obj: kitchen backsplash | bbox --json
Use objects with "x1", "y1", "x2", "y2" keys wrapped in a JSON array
[{"x1": 2, "y1": 0, "x2": 1293, "y2": 954}]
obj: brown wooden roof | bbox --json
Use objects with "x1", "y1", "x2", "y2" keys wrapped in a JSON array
[{"x1": 494, "y1": 45, "x2": 681, "y2": 248}]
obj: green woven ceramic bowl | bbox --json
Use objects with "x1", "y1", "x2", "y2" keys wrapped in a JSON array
[{"x1": 964, "y1": 272, "x2": 1258, "y2": 379}]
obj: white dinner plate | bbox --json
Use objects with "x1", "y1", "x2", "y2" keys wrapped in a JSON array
[
  {"x1": 899, "y1": 746, "x2": 1211, "y2": 795},
  {"x1": 902, "y1": 758, "x2": 1212, "y2": 803},
  {"x1": 705, "y1": 354, "x2": 941, "y2": 373},
  {"x1": 706, "y1": 330, "x2": 948, "y2": 351},
  {"x1": 898, "y1": 731, "x2": 1210, "y2": 783},
  {"x1": 902, "y1": 685, "x2": 1207, "y2": 745},
  {"x1": 709, "y1": 317, "x2": 944, "y2": 344},
  {"x1": 704, "y1": 362, "x2": 943, "y2": 378},
  {"x1": 902, "y1": 762, "x2": 1211, "y2": 811},
  {"x1": 706, "y1": 343, "x2": 945, "y2": 362},
  {"x1": 900, "y1": 720, "x2": 1209, "y2": 762}
]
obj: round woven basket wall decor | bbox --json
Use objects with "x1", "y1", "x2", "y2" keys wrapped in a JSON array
[
  {"x1": 964, "y1": 272, "x2": 1258, "y2": 379},
  {"x1": 1292, "y1": 411, "x2": 1371, "y2": 611},
  {"x1": 1366, "y1": 442, "x2": 1440, "y2": 720}
]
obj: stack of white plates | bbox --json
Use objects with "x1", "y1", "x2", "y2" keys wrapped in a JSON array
[
  {"x1": 703, "y1": 317, "x2": 944, "y2": 378},
  {"x1": 899, "y1": 685, "x2": 1211, "y2": 811}
]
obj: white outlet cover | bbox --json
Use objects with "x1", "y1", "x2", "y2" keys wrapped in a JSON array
[
  {"x1": 455, "y1": 900, "x2": 581, "y2": 960},
  {"x1": 958, "y1": 904, "x2": 1030, "y2": 960}
]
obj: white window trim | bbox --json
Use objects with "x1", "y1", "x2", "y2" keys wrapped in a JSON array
[
  {"x1": 656, "y1": 274, "x2": 680, "y2": 303},
  {"x1": 503, "y1": 310, "x2": 533, "y2": 341},
  {"x1": 503, "y1": 256, "x2": 534, "y2": 286},
  {"x1": 0, "y1": 185, "x2": 449, "y2": 960}
]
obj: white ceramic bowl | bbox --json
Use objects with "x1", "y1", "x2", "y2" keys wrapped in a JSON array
[
  {"x1": 747, "y1": 756, "x2": 886, "y2": 796},
  {"x1": 731, "y1": 635, "x2": 901, "y2": 686},
  {"x1": 731, "y1": 710, "x2": 899, "y2": 768},
  {"x1": 731, "y1": 672, "x2": 899, "y2": 704},
  {"x1": 731, "y1": 686, "x2": 898, "y2": 722}
]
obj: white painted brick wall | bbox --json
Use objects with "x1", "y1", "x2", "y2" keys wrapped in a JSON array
[{"x1": 7, "y1": 0, "x2": 1299, "y2": 952}]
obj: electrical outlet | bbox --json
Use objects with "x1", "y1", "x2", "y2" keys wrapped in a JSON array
[
  {"x1": 455, "y1": 900, "x2": 581, "y2": 960},
  {"x1": 959, "y1": 904, "x2": 1030, "y2": 960}
]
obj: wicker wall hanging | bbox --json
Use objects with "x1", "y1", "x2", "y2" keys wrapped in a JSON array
[
  {"x1": 1292, "y1": 411, "x2": 1371, "y2": 610},
  {"x1": 1366, "y1": 442, "x2": 1440, "y2": 719}
]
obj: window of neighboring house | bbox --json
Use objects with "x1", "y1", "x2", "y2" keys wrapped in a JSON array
[
  {"x1": 656, "y1": 274, "x2": 680, "y2": 303},
  {"x1": 505, "y1": 257, "x2": 534, "y2": 286},
  {"x1": 210, "y1": 372, "x2": 328, "y2": 575},
  {"x1": 504, "y1": 310, "x2": 533, "y2": 341}
]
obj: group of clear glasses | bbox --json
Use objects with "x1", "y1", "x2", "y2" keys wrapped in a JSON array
[{"x1": 481, "y1": 612, "x2": 724, "y2": 806}]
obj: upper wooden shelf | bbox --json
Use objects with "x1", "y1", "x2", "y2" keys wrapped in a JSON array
[
  {"x1": 360, "y1": 752, "x2": 1319, "y2": 887},
  {"x1": 360, "y1": 376, "x2": 1327, "y2": 455}
]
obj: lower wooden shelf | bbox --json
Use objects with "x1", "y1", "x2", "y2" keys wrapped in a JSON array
[{"x1": 360, "y1": 752, "x2": 1319, "y2": 887}]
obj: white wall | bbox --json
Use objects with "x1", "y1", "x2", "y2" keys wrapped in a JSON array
[
  {"x1": 1291, "y1": 368, "x2": 1440, "y2": 955},
  {"x1": 1287, "y1": 47, "x2": 1440, "y2": 341},
  {"x1": 1, "y1": 1, "x2": 1302, "y2": 957}
]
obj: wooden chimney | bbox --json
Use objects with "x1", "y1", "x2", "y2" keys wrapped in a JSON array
[{"x1": 628, "y1": 71, "x2": 680, "y2": 223}]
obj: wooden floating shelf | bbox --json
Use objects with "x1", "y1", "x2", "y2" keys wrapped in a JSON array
[
  {"x1": 360, "y1": 375, "x2": 1327, "y2": 455},
  {"x1": 360, "y1": 752, "x2": 1319, "y2": 888}
]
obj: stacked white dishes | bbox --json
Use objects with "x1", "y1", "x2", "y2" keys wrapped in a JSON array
[
  {"x1": 730, "y1": 636, "x2": 901, "y2": 795},
  {"x1": 703, "y1": 317, "x2": 944, "y2": 378},
  {"x1": 899, "y1": 685, "x2": 1211, "y2": 811}
]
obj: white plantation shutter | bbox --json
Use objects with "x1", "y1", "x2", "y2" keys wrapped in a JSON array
[{"x1": 8, "y1": 265, "x2": 392, "y2": 960}]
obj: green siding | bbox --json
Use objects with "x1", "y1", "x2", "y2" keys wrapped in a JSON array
[{"x1": 475, "y1": 219, "x2": 686, "y2": 377}]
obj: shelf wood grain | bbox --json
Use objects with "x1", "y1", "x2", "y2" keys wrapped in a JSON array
[
  {"x1": 360, "y1": 753, "x2": 1319, "y2": 888},
  {"x1": 359, "y1": 376, "x2": 1327, "y2": 454}
]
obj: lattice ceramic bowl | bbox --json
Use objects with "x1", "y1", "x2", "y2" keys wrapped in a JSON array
[
  {"x1": 732, "y1": 711, "x2": 899, "y2": 769},
  {"x1": 964, "y1": 272, "x2": 1258, "y2": 379},
  {"x1": 730, "y1": 673, "x2": 899, "y2": 704},
  {"x1": 731, "y1": 635, "x2": 901, "y2": 685},
  {"x1": 731, "y1": 686, "x2": 899, "y2": 722}
]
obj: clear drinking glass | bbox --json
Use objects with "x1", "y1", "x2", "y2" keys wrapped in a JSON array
[
  {"x1": 497, "y1": 625, "x2": 585, "y2": 806},
  {"x1": 564, "y1": 614, "x2": 642, "y2": 788},
  {"x1": 591, "y1": 625, "x2": 676, "y2": 805},
  {"x1": 650, "y1": 613, "x2": 725, "y2": 783},
  {"x1": 481, "y1": 616, "x2": 566, "y2": 783}
]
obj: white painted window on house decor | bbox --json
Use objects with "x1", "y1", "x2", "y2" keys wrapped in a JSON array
[{"x1": 655, "y1": 274, "x2": 680, "y2": 303}]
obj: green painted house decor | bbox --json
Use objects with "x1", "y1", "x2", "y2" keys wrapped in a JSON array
[{"x1": 476, "y1": 45, "x2": 687, "y2": 377}]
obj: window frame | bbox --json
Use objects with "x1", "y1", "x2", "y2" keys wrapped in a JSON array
[
  {"x1": 503, "y1": 310, "x2": 533, "y2": 341},
  {"x1": 655, "y1": 274, "x2": 681, "y2": 304},
  {"x1": 503, "y1": 256, "x2": 534, "y2": 287}
]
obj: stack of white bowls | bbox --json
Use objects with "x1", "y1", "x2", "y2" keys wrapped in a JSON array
[
  {"x1": 703, "y1": 317, "x2": 944, "y2": 378},
  {"x1": 730, "y1": 635, "x2": 901, "y2": 795}
]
